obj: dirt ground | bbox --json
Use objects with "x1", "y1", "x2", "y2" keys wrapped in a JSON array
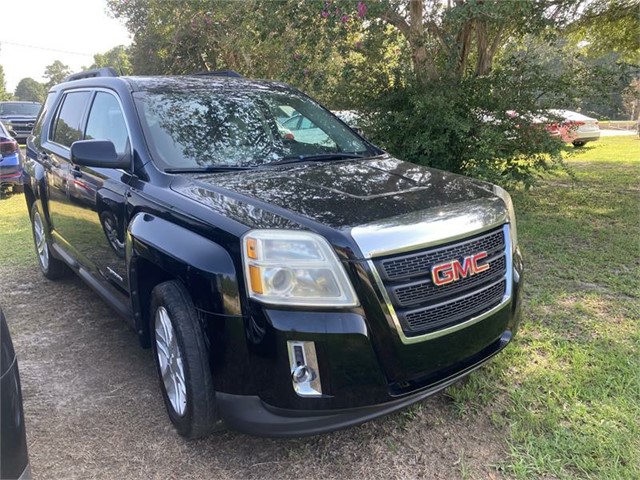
[{"x1": 2, "y1": 262, "x2": 508, "y2": 480}]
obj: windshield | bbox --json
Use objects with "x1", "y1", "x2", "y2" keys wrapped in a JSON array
[
  {"x1": 0, "y1": 102, "x2": 41, "y2": 116},
  {"x1": 134, "y1": 88, "x2": 373, "y2": 170}
]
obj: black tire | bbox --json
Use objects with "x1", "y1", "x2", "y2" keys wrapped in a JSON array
[
  {"x1": 30, "y1": 202, "x2": 70, "y2": 280},
  {"x1": 150, "y1": 280, "x2": 221, "y2": 439},
  {"x1": 573, "y1": 141, "x2": 586, "y2": 148}
]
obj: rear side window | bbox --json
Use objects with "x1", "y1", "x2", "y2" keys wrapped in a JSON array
[
  {"x1": 32, "y1": 92, "x2": 57, "y2": 139},
  {"x1": 84, "y1": 92, "x2": 129, "y2": 155},
  {"x1": 52, "y1": 91, "x2": 90, "y2": 147}
]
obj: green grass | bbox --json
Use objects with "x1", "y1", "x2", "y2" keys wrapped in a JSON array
[
  {"x1": 1, "y1": 136, "x2": 638, "y2": 478},
  {"x1": 448, "y1": 135, "x2": 640, "y2": 478},
  {"x1": 0, "y1": 193, "x2": 34, "y2": 268}
]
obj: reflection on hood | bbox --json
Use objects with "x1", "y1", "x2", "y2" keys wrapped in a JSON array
[{"x1": 172, "y1": 155, "x2": 495, "y2": 231}]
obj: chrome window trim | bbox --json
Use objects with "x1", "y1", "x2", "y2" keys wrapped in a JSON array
[
  {"x1": 47, "y1": 88, "x2": 93, "y2": 150},
  {"x1": 350, "y1": 197, "x2": 508, "y2": 259},
  {"x1": 367, "y1": 224, "x2": 513, "y2": 344}
]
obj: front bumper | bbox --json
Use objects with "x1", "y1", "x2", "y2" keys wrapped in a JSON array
[
  {"x1": 573, "y1": 135, "x2": 600, "y2": 143},
  {"x1": 209, "y1": 242, "x2": 523, "y2": 437},
  {"x1": 217, "y1": 330, "x2": 513, "y2": 437}
]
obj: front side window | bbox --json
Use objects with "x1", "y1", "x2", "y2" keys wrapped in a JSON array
[
  {"x1": 135, "y1": 87, "x2": 372, "y2": 170},
  {"x1": 52, "y1": 91, "x2": 91, "y2": 148},
  {"x1": 85, "y1": 92, "x2": 129, "y2": 155}
]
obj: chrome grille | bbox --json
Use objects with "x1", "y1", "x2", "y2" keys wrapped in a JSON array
[
  {"x1": 373, "y1": 227, "x2": 509, "y2": 337},
  {"x1": 6, "y1": 121, "x2": 33, "y2": 133},
  {"x1": 392, "y1": 255, "x2": 506, "y2": 307},
  {"x1": 402, "y1": 279, "x2": 506, "y2": 333},
  {"x1": 379, "y1": 229, "x2": 505, "y2": 281}
]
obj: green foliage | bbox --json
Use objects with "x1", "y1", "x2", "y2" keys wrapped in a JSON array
[
  {"x1": 498, "y1": 35, "x2": 638, "y2": 119},
  {"x1": 90, "y1": 45, "x2": 133, "y2": 75},
  {"x1": 568, "y1": 0, "x2": 640, "y2": 63},
  {"x1": 361, "y1": 74, "x2": 568, "y2": 189},
  {"x1": 0, "y1": 64, "x2": 12, "y2": 101},
  {"x1": 106, "y1": 0, "x2": 405, "y2": 104},
  {"x1": 106, "y1": 0, "x2": 636, "y2": 187},
  {"x1": 14, "y1": 77, "x2": 45, "y2": 103},
  {"x1": 43, "y1": 60, "x2": 71, "y2": 89}
]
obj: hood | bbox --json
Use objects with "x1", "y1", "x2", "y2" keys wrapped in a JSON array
[{"x1": 171, "y1": 155, "x2": 499, "y2": 232}]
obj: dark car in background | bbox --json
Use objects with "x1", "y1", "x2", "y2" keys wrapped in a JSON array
[
  {"x1": 0, "y1": 121, "x2": 24, "y2": 194},
  {"x1": 0, "y1": 102, "x2": 41, "y2": 144},
  {"x1": 1, "y1": 309, "x2": 31, "y2": 480}
]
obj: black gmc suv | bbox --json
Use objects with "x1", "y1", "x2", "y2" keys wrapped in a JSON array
[{"x1": 23, "y1": 68, "x2": 523, "y2": 438}]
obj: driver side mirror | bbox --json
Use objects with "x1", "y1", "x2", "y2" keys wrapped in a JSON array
[{"x1": 70, "y1": 140, "x2": 130, "y2": 169}]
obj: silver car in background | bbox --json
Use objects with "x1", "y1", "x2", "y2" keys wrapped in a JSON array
[{"x1": 548, "y1": 109, "x2": 600, "y2": 147}]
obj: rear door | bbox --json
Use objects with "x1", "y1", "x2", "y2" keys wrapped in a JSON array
[
  {"x1": 42, "y1": 89, "x2": 132, "y2": 294},
  {"x1": 42, "y1": 90, "x2": 92, "y2": 253}
]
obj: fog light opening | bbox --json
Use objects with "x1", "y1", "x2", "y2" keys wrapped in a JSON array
[
  {"x1": 287, "y1": 341, "x2": 322, "y2": 397},
  {"x1": 292, "y1": 365, "x2": 315, "y2": 384}
]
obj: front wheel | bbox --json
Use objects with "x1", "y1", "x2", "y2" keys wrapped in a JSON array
[
  {"x1": 150, "y1": 280, "x2": 221, "y2": 439},
  {"x1": 573, "y1": 141, "x2": 586, "y2": 148},
  {"x1": 30, "y1": 202, "x2": 70, "y2": 280}
]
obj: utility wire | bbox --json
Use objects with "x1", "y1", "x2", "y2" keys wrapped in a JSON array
[{"x1": 0, "y1": 40, "x2": 94, "y2": 58}]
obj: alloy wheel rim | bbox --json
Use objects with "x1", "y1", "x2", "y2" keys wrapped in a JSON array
[
  {"x1": 104, "y1": 216, "x2": 125, "y2": 251},
  {"x1": 33, "y1": 211, "x2": 49, "y2": 270},
  {"x1": 154, "y1": 306, "x2": 187, "y2": 416}
]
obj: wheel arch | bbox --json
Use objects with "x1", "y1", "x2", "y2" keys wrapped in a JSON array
[
  {"x1": 23, "y1": 183, "x2": 36, "y2": 217},
  {"x1": 127, "y1": 212, "x2": 243, "y2": 348}
]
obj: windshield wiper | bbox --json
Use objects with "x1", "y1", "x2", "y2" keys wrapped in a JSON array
[
  {"x1": 267, "y1": 152, "x2": 367, "y2": 166},
  {"x1": 164, "y1": 165, "x2": 253, "y2": 173}
]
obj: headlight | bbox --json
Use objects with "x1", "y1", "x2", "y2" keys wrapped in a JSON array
[
  {"x1": 493, "y1": 185, "x2": 518, "y2": 251},
  {"x1": 242, "y1": 230, "x2": 359, "y2": 307}
]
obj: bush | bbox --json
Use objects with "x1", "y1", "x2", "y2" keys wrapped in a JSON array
[{"x1": 360, "y1": 75, "x2": 570, "y2": 189}]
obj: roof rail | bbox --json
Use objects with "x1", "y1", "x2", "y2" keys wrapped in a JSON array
[
  {"x1": 192, "y1": 70, "x2": 244, "y2": 78},
  {"x1": 63, "y1": 67, "x2": 119, "y2": 83}
]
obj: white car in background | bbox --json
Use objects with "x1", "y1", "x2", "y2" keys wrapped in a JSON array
[{"x1": 547, "y1": 109, "x2": 600, "y2": 147}]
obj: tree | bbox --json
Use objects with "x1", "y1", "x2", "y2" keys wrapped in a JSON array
[
  {"x1": 14, "y1": 78, "x2": 45, "y2": 102},
  {"x1": 90, "y1": 45, "x2": 133, "y2": 75},
  {"x1": 0, "y1": 64, "x2": 11, "y2": 101},
  {"x1": 43, "y1": 60, "x2": 71, "y2": 89},
  {"x1": 568, "y1": 0, "x2": 640, "y2": 63},
  {"x1": 293, "y1": 0, "x2": 585, "y2": 87},
  {"x1": 622, "y1": 78, "x2": 640, "y2": 120},
  {"x1": 106, "y1": 0, "x2": 633, "y2": 187}
]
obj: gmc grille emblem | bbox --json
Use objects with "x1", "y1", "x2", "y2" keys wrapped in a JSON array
[{"x1": 431, "y1": 252, "x2": 490, "y2": 286}]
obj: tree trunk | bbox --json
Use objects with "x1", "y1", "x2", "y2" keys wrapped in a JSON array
[
  {"x1": 476, "y1": 22, "x2": 503, "y2": 76},
  {"x1": 409, "y1": 0, "x2": 438, "y2": 86},
  {"x1": 475, "y1": 20, "x2": 489, "y2": 76},
  {"x1": 381, "y1": 0, "x2": 440, "y2": 86},
  {"x1": 455, "y1": 21, "x2": 474, "y2": 77}
]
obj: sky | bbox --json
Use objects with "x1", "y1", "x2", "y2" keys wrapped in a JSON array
[{"x1": 1, "y1": 0, "x2": 131, "y2": 92}]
